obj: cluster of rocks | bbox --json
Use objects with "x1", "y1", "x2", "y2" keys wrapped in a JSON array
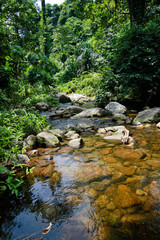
[
  {"x1": 18, "y1": 103, "x2": 160, "y2": 165},
  {"x1": 49, "y1": 101, "x2": 131, "y2": 123},
  {"x1": 15, "y1": 95, "x2": 160, "y2": 177},
  {"x1": 16, "y1": 127, "x2": 85, "y2": 166},
  {"x1": 97, "y1": 125, "x2": 134, "y2": 146}
]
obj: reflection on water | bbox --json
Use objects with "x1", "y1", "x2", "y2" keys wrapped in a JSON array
[{"x1": 0, "y1": 125, "x2": 160, "y2": 240}]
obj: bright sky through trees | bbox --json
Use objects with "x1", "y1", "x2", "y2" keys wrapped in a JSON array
[{"x1": 37, "y1": 0, "x2": 65, "y2": 7}]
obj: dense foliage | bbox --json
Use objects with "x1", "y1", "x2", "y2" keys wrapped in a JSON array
[
  {"x1": 0, "y1": 0, "x2": 160, "y2": 195},
  {"x1": 0, "y1": 109, "x2": 49, "y2": 195}
]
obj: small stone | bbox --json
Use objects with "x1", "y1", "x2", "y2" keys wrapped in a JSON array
[
  {"x1": 27, "y1": 149, "x2": 39, "y2": 157},
  {"x1": 23, "y1": 135, "x2": 36, "y2": 150},
  {"x1": 91, "y1": 181, "x2": 106, "y2": 191},
  {"x1": 69, "y1": 138, "x2": 84, "y2": 149},
  {"x1": 50, "y1": 172, "x2": 61, "y2": 183},
  {"x1": 36, "y1": 102, "x2": 50, "y2": 111},
  {"x1": 112, "y1": 172, "x2": 126, "y2": 183},
  {"x1": 16, "y1": 154, "x2": 30, "y2": 164},
  {"x1": 32, "y1": 167, "x2": 43, "y2": 177},
  {"x1": 95, "y1": 195, "x2": 109, "y2": 209},
  {"x1": 85, "y1": 188, "x2": 98, "y2": 199},
  {"x1": 146, "y1": 159, "x2": 160, "y2": 169},
  {"x1": 121, "y1": 213, "x2": 151, "y2": 224},
  {"x1": 98, "y1": 128, "x2": 106, "y2": 134},
  {"x1": 108, "y1": 209, "x2": 121, "y2": 226},
  {"x1": 70, "y1": 133, "x2": 80, "y2": 139},
  {"x1": 42, "y1": 165, "x2": 55, "y2": 177},
  {"x1": 65, "y1": 130, "x2": 76, "y2": 138},
  {"x1": 106, "y1": 201, "x2": 116, "y2": 211},
  {"x1": 156, "y1": 122, "x2": 160, "y2": 128},
  {"x1": 136, "y1": 189, "x2": 147, "y2": 196},
  {"x1": 119, "y1": 166, "x2": 137, "y2": 176},
  {"x1": 148, "y1": 181, "x2": 160, "y2": 199}
]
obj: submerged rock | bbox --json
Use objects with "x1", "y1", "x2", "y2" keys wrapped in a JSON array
[
  {"x1": 114, "y1": 184, "x2": 141, "y2": 208},
  {"x1": 95, "y1": 195, "x2": 109, "y2": 209},
  {"x1": 119, "y1": 166, "x2": 137, "y2": 176},
  {"x1": 148, "y1": 180, "x2": 160, "y2": 200},
  {"x1": 113, "y1": 146, "x2": 146, "y2": 162},
  {"x1": 146, "y1": 159, "x2": 160, "y2": 170},
  {"x1": 50, "y1": 172, "x2": 61, "y2": 183},
  {"x1": 42, "y1": 165, "x2": 55, "y2": 178},
  {"x1": 75, "y1": 162, "x2": 111, "y2": 183},
  {"x1": 133, "y1": 107, "x2": 160, "y2": 125},
  {"x1": 107, "y1": 209, "x2": 122, "y2": 226},
  {"x1": 111, "y1": 172, "x2": 126, "y2": 184}
]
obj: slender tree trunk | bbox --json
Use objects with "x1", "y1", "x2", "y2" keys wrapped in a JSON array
[
  {"x1": 41, "y1": 0, "x2": 48, "y2": 56},
  {"x1": 127, "y1": 0, "x2": 146, "y2": 26}
]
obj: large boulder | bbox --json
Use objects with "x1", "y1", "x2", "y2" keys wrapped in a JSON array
[
  {"x1": 102, "y1": 126, "x2": 133, "y2": 145},
  {"x1": 133, "y1": 107, "x2": 160, "y2": 125},
  {"x1": 67, "y1": 93, "x2": 91, "y2": 102},
  {"x1": 36, "y1": 131, "x2": 59, "y2": 147},
  {"x1": 105, "y1": 102, "x2": 127, "y2": 115},
  {"x1": 56, "y1": 93, "x2": 71, "y2": 103},
  {"x1": 72, "y1": 108, "x2": 108, "y2": 118},
  {"x1": 65, "y1": 130, "x2": 79, "y2": 139},
  {"x1": 36, "y1": 102, "x2": 50, "y2": 111},
  {"x1": 44, "y1": 129, "x2": 64, "y2": 141}
]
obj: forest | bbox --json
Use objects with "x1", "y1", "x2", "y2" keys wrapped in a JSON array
[{"x1": 0, "y1": 0, "x2": 160, "y2": 195}]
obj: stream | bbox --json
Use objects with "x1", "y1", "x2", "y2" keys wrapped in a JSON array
[{"x1": 0, "y1": 102, "x2": 160, "y2": 240}]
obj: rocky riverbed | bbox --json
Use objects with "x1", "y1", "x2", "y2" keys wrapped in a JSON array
[{"x1": 1, "y1": 95, "x2": 160, "y2": 240}]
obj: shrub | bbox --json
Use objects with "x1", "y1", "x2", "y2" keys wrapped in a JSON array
[
  {"x1": 95, "y1": 67, "x2": 119, "y2": 107},
  {"x1": 0, "y1": 109, "x2": 50, "y2": 195},
  {"x1": 58, "y1": 72, "x2": 102, "y2": 96},
  {"x1": 21, "y1": 94, "x2": 59, "y2": 108},
  {"x1": 0, "y1": 109, "x2": 50, "y2": 138}
]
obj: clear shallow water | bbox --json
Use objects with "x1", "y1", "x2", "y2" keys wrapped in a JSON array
[{"x1": 0, "y1": 126, "x2": 160, "y2": 240}]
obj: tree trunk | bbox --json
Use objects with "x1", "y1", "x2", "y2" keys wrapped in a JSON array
[
  {"x1": 127, "y1": 0, "x2": 146, "y2": 25},
  {"x1": 41, "y1": 0, "x2": 48, "y2": 56}
]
